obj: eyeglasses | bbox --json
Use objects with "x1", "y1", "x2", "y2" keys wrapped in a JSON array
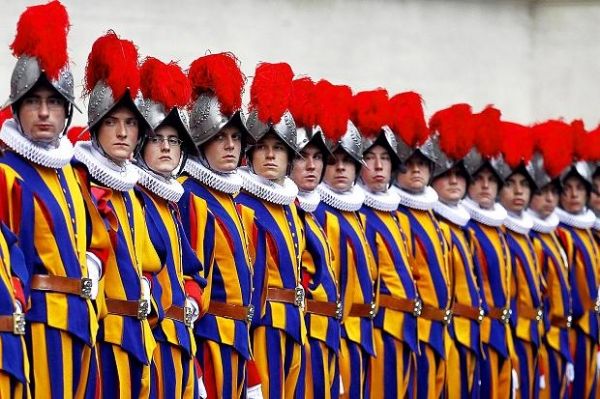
[
  {"x1": 148, "y1": 136, "x2": 183, "y2": 147},
  {"x1": 21, "y1": 96, "x2": 66, "y2": 111}
]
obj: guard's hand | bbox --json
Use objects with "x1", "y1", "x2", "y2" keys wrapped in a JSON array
[
  {"x1": 511, "y1": 369, "x2": 519, "y2": 399},
  {"x1": 86, "y1": 251, "x2": 102, "y2": 300},
  {"x1": 197, "y1": 376, "x2": 207, "y2": 399},
  {"x1": 566, "y1": 362, "x2": 575, "y2": 383},
  {"x1": 185, "y1": 297, "x2": 200, "y2": 324},
  {"x1": 247, "y1": 384, "x2": 263, "y2": 399}
]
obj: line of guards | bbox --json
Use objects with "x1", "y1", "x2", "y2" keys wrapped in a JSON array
[{"x1": 0, "y1": 2, "x2": 598, "y2": 399}]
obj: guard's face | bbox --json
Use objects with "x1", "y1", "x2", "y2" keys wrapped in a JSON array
[
  {"x1": 251, "y1": 133, "x2": 289, "y2": 183},
  {"x1": 202, "y1": 125, "x2": 242, "y2": 173},
  {"x1": 560, "y1": 176, "x2": 588, "y2": 214},
  {"x1": 18, "y1": 85, "x2": 66, "y2": 143},
  {"x1": 323, "y1": 149, "x2": 356, "y2": 193},
  {"x1": 468, "y1": 166, "x2": 499, "y2": 210},
  {"x1": 142, "y1": 125, "x2": 182, "y2": 176},
  {"x1": 291, "y1": 143, "x2": 324, "y2": 192},
  {"x1": 589, "y1": 176, "x2": 600, "y2": 214},
  {"x1": 499, "y1": 172, "x2": 531, "y2": 214},
  {"x1": 396, "y1": 152, "x2": 430, "y2": 193},
  {"x1": 96, "y1": 106, "x2": 139, "y2": 164},
  {"x1": 361, "y1": 145, "x2": 392, "y2": 193},
  {"x1": 432, "y1": 166, "x2": 467, "y2": 205},
  {"x1": 530, "y1": 183, "x2": 559, "y2": 219}
]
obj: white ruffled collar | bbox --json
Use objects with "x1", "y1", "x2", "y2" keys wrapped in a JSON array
[
  {"x1": 73, "y1": 141, "x2": 139, "y2": 192},
  {"x1": 296, "y1": 189, "x2": 321, "y2": 213},
  {"x1": 183, "y1": 157, "x2": 242, "y2": 195},
  {"x1": 555, "y1": 207, "x2": 596, "y2": 229},
  {"x1": 503, "y1": 211, "x2": 534, "y2": 235},
  {"x1": 136, "y1": 166, "x2": 184, "y2": 203},
  {"x1": 526, "y1": 209, "x2": 559, "y2": 234},
  {"x1": 0, "y1": 118, "x2": 73, "y2": 169},
  {"x1": 391, "y1": 185, "x2": 438, "y2": 211},
  {"x1": 238, "y1": 166, "x2": 298, "y2": 205},
  {"x1": 317, "y1": 182, "x2": 365, "y2": 212},
  {"x1": 594, "y1": 218, "x2": 600, "y2": 231},
  {"x1": 359, "y1": 183, "x2": 401, "y2": 212},
  {"x1": 461, "y1": 196, "x2": 508, "y2": 227},
  {"x1": 433, "y1": 200, "x2": 470, "y2": 227}
]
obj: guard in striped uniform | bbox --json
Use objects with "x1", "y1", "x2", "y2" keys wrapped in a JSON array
[
  {"x1": 73, "y1": 32, "x2": 161, "y2": 398},
  {"x1": 429, "y1": 104, "x2": 483, "y2": 399},
  {"x1": 0, "y1": 3, "x2": 109, "y2": 397},
  {"x1": 314, "y1": 81, "x2": 376, "y2": 399},
  {"x1": 527, "y1": 120, "x2": 575, "y2": 399},
  {"x1": 235, "y1": 62, "x2": 307, "y2": 399},
  {"x1": 178, "y1": 52, "x2": 254, "y2": 399},
  {"x1": 462, "y1": 106, "x2": 517, "y2": 398},
  {"x1": 555, "y1": 160, "x2": 600, "y2": 399},
  {"x1": 135, "y1": 58, "x2": 205, "y2": 399},
  {"x1": 497, "y1": 122, "x2": 544, "y2": 398},
  {"x1": 355, "y1": 90, "x2": 418, "y2": 399},
  {"x1": 388, "y1": 92, "x2": 451, "y2": 399}
]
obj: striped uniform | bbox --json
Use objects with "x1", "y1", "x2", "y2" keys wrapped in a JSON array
[
  {"x1": 556, "y1": 219, "x2": 600, "y2": 399},
  {"x1": 0, "y1": 223, "x2": 29, "y2": 399},
  {"x1": 137, "y1": 186, "x2": 204, "y2": 399},
  {"x1": 434, "y1": 207, "x2": 483, "y2": 399},
  {"x1": 529, "y1": 221, "x2": 572, "y2": 399},
  {"x1": 504, "y1": 224, "x2": 544, "y2": 399},
  {"x1": 296, "y1": 205, "x2": 341, "y2": 399},
  {"x1": 0, "y1": 148, "x2": 110, "y2": 399},
  {"x1": 359, "y1": 203, "x2": 418, "y2": 399},
  {"x1": 466, "y1": 219, "x2": 516, "y2": 399},
  {"x1": 397, "y1": 204, "x2": 451, "y2": 399},
  {"x1": 236, "y1": 191, "x2": 306, "y2": 399},
  {"x1": 179, "y1": 176, "x2": 253, "y2": 399},
  {"x1": 86, "y1": 181, "x2": 161, "y2": 399}
]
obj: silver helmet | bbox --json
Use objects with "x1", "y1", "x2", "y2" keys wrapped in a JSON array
[
  {"x1": 330, "y1": 120, "x2": 366, "y2": 166},
  {"x1": 297, "y1": 125, "x2": 333, "y2": 158},
  {"x1": 561, "y1": 161, "x2": 593, "y2": 187},
  {"x1": 530, "y1": 152, "x2": 553, "y2": 190},
  {"x1": 246, "y1": 109, "x2": 299, "y2": 154},
  {"x1": 463, "y1": 148, "x2": 511, "y2": 183},
  {"x1": 396, "y1": 133, "x2": 440, "y2": 166},
  {"x1": 362, "y1": 126, "x2": 400, "y2": 167},
  {"x1": 189, "y1": 93, "x2": 249, "y2": 147}
]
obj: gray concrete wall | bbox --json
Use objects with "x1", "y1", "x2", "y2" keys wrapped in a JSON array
[{"x1": 0, "y1": 0, "x2": 598, "y2": 128}]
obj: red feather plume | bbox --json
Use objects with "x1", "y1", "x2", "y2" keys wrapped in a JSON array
[
  {"x1": 249, "y1": 62, "x2": 294, "y2": 125},
  {"x1": 188, "y1": 52, "x2": 245, "y2": 116},
  {"x1": 66, "y1": 126, "x2": 89, "y2": 144},
  {"x1": 0, "y1": 108, "x2": 13, "y2": 130},
  {"x1": 585, "y1": 124, "x2": 600, "y2": 163},
  {"x1": 10, "y1": 1, "x2": 70, "y2": 80},
  {"x1": 140, "y1": 57, "x2": 191, "y2": 111},
  {"x1": 429, "y1": 103, "x2": 474, "y2": 161},
  {"x1": 531, "y1": 120, "x2": 573, "y2": 178},
  {"x1": 387, "y1": 92, "x2": 429, "y2": 147},
  {"x1": 289, "y1": 77, "x2": 317, "y2": 129},
  {"x1": 571, "y1": 119, "x2": 592, "y2": 161},
  {"x1": 473, "y1": 106, "x2": 502, "y2": 159},
  {"x1": 500, "y1": 121, "x2": 534, "y2": 169},
  {"x1": 314, "y1": 80, "x2": 353, "y2": 143},
  {"x1": 350, "y1": 89, "x2": 390, "y2": 139},
  {"x1": 84, "y1": 31, "x2": 140, "y2": 100}
]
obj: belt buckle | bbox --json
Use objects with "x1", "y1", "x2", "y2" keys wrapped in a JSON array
[
  {"x1": 535, "y1": 307, "x2": 543, "y2": 322},
  {"x1": 13, "y1": 312, "x2": 25, "y2": 335},
  {"x1": 246, "y1": 305, "x2": 255, "y2": 323},
  {"x1": 413, "y1": 298, "x2": 423, "y2": 318},
  {"x1": 477, "y1": 307, "x2": 485, "y2": 323},
  {"x1": 369, "y1": 301, "x2": 376, "y2": 320},
  {"x1": 443, "y1": 308, "x2": 453, "y2": 325},
  {"x1": 184, "y1": 306, "x2": 194, "y2": 328},
  {"x1": 80, "y1": 277, "x2": 93, "y2": 299},
  {"x1": 501, "y1": 308, "x2": 512, "y2": 324},
  {"x1": 294, "y1": 285, "x2": 306, "y2": 309},
  {"x1": 137, "y1": 299, "x2": 149, "y2": 320},
  {"x1": 335, "y1": 301, "x2": 343, "y2": 320}
]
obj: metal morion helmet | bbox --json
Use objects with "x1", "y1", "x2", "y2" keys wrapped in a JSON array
[
  {"x1": 350, "y1": 89, "x2": 400, "y2": 167},
  {"x1": 561, "y1": 119, "x2": 596, "y2": 188},
  {"x1": 428, "y1": 103, "x2": 475, "y2": 178},
  {"x1": 530, "y1": 120, "x2": 574, "y2": 189},
  {"x1": 138, "y1": 57, "x2": 198, "y2": 161},
  {"x1": 313, "y1": 80, "x2": 365, "y2": 166},
  {"x1": 246, "y1": 62, "x2": 298, "y2": 153},
  {"x1": 499, "y1": 121, "x2": 537, "y2": 188},
  {"x1": 7, "y1": 1, "x2": 80, "y2": 118},
  {"x1": 387, "y1": 91, "x2": 438, "y2": 166},
  {"x1": 84, "y1": 31, "x2": 150, "y2": 137},
  {"x1": 187, "y1": 52, "x2": 248, "y2": 147}
]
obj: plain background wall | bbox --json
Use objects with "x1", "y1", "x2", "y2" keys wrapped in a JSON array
[{"x1": 0, "y1": 0, "x2": 598, "y2": 128}]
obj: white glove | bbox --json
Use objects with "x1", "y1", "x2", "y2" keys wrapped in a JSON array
[
  {"x1": 597, "y1": 351, "x2": 600, "y2": 375},
  {"x1": 140, "y1": 276, "x2": 152, "y2": 318},
  {"x1": 14, "y1": 300, "x2": 23, "y2": 314},
  {"x1": 247, "y1": 384, "x2": 263, "y2": 399},
  {"x1": 197, "y1": 376, "x2": 207, "y2": 399},
  {"x1": 539, "y1": 374, "x2": 546, "y2": 389},
  {"x1": 186, "y1": 297, "x2": 200, "y2": 324},
  {"x1": 566, "y1": 362, "x2": 575, "y2": 383},
  {"x1": 339, "y1": 375, "x2": 345, "y2": 395},
  {"x1": 86, "y1": 251, "x2": 102, "y2": 300},
  {"x1": 511, "y1": 368, "x2": 519, "y2": 399}
]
